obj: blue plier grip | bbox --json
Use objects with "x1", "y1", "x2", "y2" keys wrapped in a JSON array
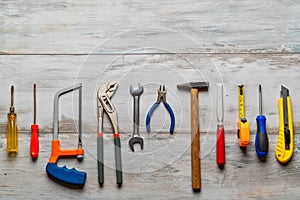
[
  {"x1": 163, "y1": 102, "x2": 175, "y2": 134},
  {"x1": 146, "y1": 102, "x2": 175, "y2": 134},
  {"x1": 146, "y1": 103, "x2": 159, "y2": 132}
]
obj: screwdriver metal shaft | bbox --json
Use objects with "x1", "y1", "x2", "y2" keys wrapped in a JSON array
[{"x1": 30, "y1": 84, "x2": 39, "y2": 159}]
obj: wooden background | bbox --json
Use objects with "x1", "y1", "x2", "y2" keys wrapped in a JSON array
[{"x1": 0, "y1": 0, "x2": 300, "y2": 199}]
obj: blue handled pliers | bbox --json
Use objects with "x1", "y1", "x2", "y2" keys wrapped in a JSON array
[{"x1": 146, "y1": 85, "x2": 175, "y2": 134}]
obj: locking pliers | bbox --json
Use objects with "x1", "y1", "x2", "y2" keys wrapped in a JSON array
[{"x1": 146, "y1": 85, "x2": 175, "y2": 134}]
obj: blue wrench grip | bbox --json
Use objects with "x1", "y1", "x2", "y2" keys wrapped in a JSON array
[
  {"x1": 163, "y1": 102, "x2": 175, "y2": 134},
  {"x1": 146, "y1": 103, "x2": 159, "y2": 132}
]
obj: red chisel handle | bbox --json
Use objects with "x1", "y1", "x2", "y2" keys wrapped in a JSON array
[
  {"x1": 30, "y1": 124, "x2": 39, "y2": 159},
  {"x1": 216, "y1": 125, "x2": 225, "y2": 168}
]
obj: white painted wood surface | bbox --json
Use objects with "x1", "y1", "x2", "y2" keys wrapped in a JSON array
[
  {"x1": 0, "y1": 54, "x2": 299, "y2": 134},
  {"x1": 0, "y1": 0, "x2": 300, "y2": 54},
  {"x1": 0, "y1": 133, "x2": 300, "y2": 200},
  {"x1": 0, "y1": 0, "x2": 300, "y2": 199}
]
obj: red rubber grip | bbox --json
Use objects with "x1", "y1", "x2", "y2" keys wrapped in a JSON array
[
  {"x1": 30, "y1": 124, "x2": 39, "y2": 159},
  {"x1": 216, "y1": 126, "x2": 225, "y2": 167}
]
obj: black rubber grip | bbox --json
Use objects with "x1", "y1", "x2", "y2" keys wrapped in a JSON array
[{"x1": 114, "y1": 137, "x2": 122, "y2": 187}]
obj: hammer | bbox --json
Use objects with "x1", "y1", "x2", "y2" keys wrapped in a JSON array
[{"x1": 177, "y1": 82, "x2": 209, "y2": 192}]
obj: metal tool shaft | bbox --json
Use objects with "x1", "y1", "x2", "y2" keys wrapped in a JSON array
[
  {"x1": 10, "y1": 85, "x2": 14, "y2": 112},
  {"x1": 34, "y1": 84, "x2": 36, "y2": 124},
  {"x1": 53, "y1": 83, "x2": 82, "y2": 141},
  {"x1": 11, "y1": 86, "x2": 14, "y2": 107},
  {"x1": 217, "y1": 84, "x2": 224, "y2": 125},
  {"x1": 259, "y1": 85, "x2": 262, "y2": 115},
  {"x1": 78, "y1": 86, "x2": 82, "y2": 149},
  {"x1": 129, "y1": 84, "x2": 144, "y2": 151},
  {"x1": 133, "y1": 95, "x2": 140, "y2": 137}
]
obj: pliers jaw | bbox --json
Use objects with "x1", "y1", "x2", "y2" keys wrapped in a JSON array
[
  {"x1": 146, "y1": 85, "x2": 175, "y2": 134},
  {"x1": 98, "y1": 81, "x2": 118, "y2": 100},
  {"x1": 97, "y1": 81, "x2": 119, "y2": 133},
  {"x1": 156, "y1": 85, "x2": 167, "y2": 103}
]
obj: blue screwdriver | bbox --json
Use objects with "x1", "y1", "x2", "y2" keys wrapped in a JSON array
[{"x1": 255, "y1": 85, "x2": 269, "y2": 160}]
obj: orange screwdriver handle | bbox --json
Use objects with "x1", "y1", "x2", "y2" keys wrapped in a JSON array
[{"x1": 30, "y1": 124, "x2": 39, "y2": 159}]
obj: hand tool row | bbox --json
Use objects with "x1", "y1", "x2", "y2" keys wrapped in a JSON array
[{"x1": 2, "y1": 82, "x2": 295, "y2": 192}]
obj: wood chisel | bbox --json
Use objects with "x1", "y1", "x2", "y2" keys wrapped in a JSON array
[
  {"x1": 30, "y1": 83, "x2": 39, "y2": 160},
  {"x1": 6, "y1": 85, "x2": 18, "y2": 153},
  {"x1": 216, "y1": 83, "x2": 225, "y2": 168},
  {"x1": 275, "y1": 85, "x2": 294, "y2": 164},
  {"x1": 237, "y1": 85, "x2": 250, "y2": 151},
  {"x1": 255, "y1": 85, "x2": 269, "y2": 160}
]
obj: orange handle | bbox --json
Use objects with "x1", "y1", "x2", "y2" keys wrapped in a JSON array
[
  {"x1": 30, "y1": 124, "x2": 39, "y2": 159},
  {"x1": 49, "y1": 140, "x2": 84, "y2": 163}
]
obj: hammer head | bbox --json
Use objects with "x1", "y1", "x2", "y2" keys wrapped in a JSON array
[{"x1": 177, "y1": 82, "x2": 209, "y2": 91}]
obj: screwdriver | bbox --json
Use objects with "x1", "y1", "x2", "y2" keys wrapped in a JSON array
[
  {"x1": 255, "y1": 85, "x2": 268, "y2": 160},
  {"x1": 6, "y1": 85, "x2": 18, "y2": 153},
  {"x1": 30, "y1": 84, "x2": 39, "y2": 160},
  {"x1": 216, "y1": 83, "x2": 225, "y2": 168}
]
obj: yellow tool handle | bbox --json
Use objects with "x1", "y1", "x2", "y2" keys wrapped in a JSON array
[
  {"x1": 6, "y1": 113, "x2": 18, "y2": 153},
  {"x1": 275, "y1": 97, "x2": 294, "y2": 163},
  {"x1": 237, "y1": 119, "x2": 250, "y2": 147}
]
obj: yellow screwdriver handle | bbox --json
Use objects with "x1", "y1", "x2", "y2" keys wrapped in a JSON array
[
  {"x1": 7, "y1": 85, "x2": 18, "y2": 153},
  {"x1": 7, "y1": 112, "x2": 18, "y2": 153}
]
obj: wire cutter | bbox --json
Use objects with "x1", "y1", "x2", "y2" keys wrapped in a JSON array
[
  {"x1": 146, "y1": 85, "x2": 175, "y2": 134},
  {"x1": 97, "y1": 81, "x2": 122, "y2": 187}
]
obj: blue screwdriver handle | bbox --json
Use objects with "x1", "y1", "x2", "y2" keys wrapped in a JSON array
[{"x1": 255, "y1": 115, "x2": 269, "y2": 159}]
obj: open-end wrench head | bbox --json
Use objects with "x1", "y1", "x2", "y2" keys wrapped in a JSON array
[
  {"x1": 130, "y1": 84, "x2": 144, "y2": 96},
  {"x1": 129, "y1": 137, "x2": 144, "y2": 152}
]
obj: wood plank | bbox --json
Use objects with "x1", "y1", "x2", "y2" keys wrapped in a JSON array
[
  {"x1": 0, "y1": 0, "x2": 300, "y2": 54},
  {"x1": 0, "y1": 53, "x2": 299, "y2": 133},
  {"x1": 0, "y1": 132, "x2": 299, "y2": 199}
]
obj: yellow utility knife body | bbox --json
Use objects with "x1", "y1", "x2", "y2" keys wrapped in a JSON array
[
  {"x1": 275, "y1": 86, "x2": 294, "y2": 164},
  {"x1": 237, "y1": 85, "x2": 250, "y2": 149}
]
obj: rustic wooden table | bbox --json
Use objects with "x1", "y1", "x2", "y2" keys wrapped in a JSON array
[
  {"x1": 0, "y1": 0, "x2": 300, "y2": 199},
  {"x1": 1, "y1": 132, "x2": 300, "y2": 199}
]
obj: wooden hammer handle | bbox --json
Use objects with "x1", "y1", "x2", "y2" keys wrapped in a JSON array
[{"x1": 191, "y1": 88, "x2": 201, "y2": 192}]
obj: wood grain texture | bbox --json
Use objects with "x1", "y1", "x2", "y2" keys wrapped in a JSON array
[
  {"x1": 0, "y1": 0, "x2": 300, "y2": 54},
  {"x1": 191, "y1": 88, "x2": 201, "y2": 191},
  {"x1": 0, "y1": 1, "x2": 300, "y2": 198},
  {"x1": 0, "y1": 132, "x2": 300, "y2": 199},
  {"x1": 0, "y1": 54, "x2": 299, "y2": 133}
]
